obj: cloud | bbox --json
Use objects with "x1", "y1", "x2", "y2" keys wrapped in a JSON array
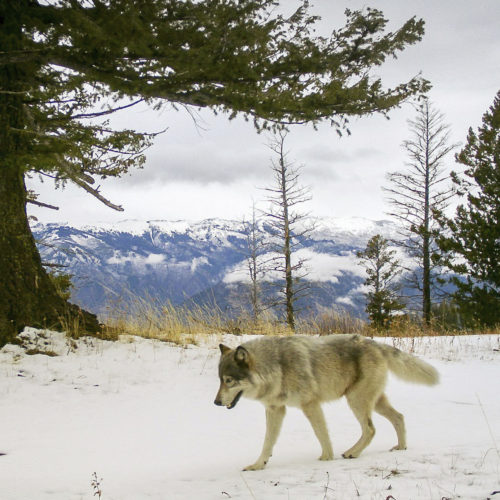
[
  {"x1": 118, "y1": 139, "x2": 270, "y2": 186},
  {"x1": 299, "y1": 143, "x2": 383, "y2": 166},
  {"x1": 28, "y1": 0, "x2": 500, "y2": 228},
  {"x1": 106, "y1": 252, "x2": 166, "y2": 267},
  {"x1": 295, "y1": 249, "x2": 365, "y2": 282},
  {"x1": 223, "y1": 248, "x2": 365, "y2": 285}
]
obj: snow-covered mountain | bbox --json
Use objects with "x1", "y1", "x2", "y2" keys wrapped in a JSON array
[{"x1": 32, "y1": 217, "x2": 398, "y2": 319}]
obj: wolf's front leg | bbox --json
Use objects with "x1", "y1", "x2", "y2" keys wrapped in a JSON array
[
  {"x1": 243, "y1": 405, "x2": 286, "y2": 471},
  {"x1": 301, "y1": 400, "x2": 334, "y2": 461}
]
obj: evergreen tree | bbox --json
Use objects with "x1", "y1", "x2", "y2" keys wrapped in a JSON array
[
  {"x1": 438, "y1": 91, "x2": 500, "y2": 327},
  {"x1": 357, "y1": 235, "x2": 405, "y2": 329},
  {"x1": 0, "y1": 0, "x2": 429, "y2": 344}
]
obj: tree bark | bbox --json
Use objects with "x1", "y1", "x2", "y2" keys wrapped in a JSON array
[
  {"x1": 422, "y1": 233, "x2": 432, "y2": 326},
  {"x1": 0, "y1": 161, "x2": 101, "y2": 346},
  {"x1": 280, "y1": 155, "x2": 295, "y2": 331},
  {"x1": 422, "y1": 109, "x2": 432, "y2": 327},
  {"x1": 0, "y1": 8, "x2": 100, "y2": 345}
]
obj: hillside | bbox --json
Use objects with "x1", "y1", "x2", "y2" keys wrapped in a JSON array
[{"x1": 32, "y1": 217, "x2": 399, "y2": 319}]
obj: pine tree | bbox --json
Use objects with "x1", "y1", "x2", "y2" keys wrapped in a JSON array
[
  {"x1": 438, "y1": 90, "x2": 500, "y2": 327},
  {"x1": 0, "y1": 0, "x2": 429, "y2": 343},
  {"x1": 357, "y1": 235, "x2": 405, "y2": 329}
]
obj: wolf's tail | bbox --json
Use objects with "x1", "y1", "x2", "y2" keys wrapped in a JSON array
[{"x1": 379, "y1": 344, "x2": 439, "y2": 386}]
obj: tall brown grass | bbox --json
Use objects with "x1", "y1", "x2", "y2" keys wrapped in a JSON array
[
  {"x1": 297, "y1": 308, "x2": 366, "y2": 336},
  {"x1": 100, "y1": 297, "x2": 295, "y2": 345},
  {"x1": 93, "y1": 297, "x2": 499, "y2": 345},
  {"x1": 376, "y1": 315, "x2": 499, "y2": 338}
]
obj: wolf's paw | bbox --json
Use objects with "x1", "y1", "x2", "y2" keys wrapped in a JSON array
[
  {"x1": 243, "y1": 461, "x2": 267, "y2": 471},
  {"x1": 390, "y1": 444, "x2": 407, "y2": 452},
  {"x1": 342, "y1": 450, "x2": 360, "y2": 459},
  {"x1": 319, "y1": 452, "x2": 334, "y2": 461}
]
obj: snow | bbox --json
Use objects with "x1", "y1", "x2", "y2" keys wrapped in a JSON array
[
  {"x1": 1, "y1": 330, "x2": 499, "y2": 500},
  {"x1": 33, "y1": 218, "x2": 247, "y2": 241},
  {"x1": 311, "y1": 217, "x2": 398, "y2": 244},
  {"x1": 33, "y1": 216, "x2": 395, "y2": 244}
]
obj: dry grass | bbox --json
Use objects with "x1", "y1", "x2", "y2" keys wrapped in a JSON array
[
  {"x1": 85, "y1": 298, "x2": 499, "y2": 346},
  {"x1": 298, "y1": 308, "x2": 366, "y2": 336},
  {"x1": 100, "y1": 298, "x2": 295, "y2": 345},
  {"x1": 102, "y1": 299, "x2": 207, "y2": 345},
  {"x1": 372, "y1": 316, "x2": 500, "y2": 339}
]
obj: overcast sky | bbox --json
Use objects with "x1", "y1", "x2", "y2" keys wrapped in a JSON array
[{"x1": 28, "y1": 0, "x2": 500, "y2": 226}]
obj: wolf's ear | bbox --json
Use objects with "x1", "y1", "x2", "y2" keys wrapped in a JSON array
[
  {"x1": 219, "y1": 344, "x2": 232, "y2": 355},
  {"x1": 234, "y1": 345, "x2": 250, "y2": 366}
]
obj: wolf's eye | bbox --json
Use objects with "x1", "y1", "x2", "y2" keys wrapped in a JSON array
[{"x1": 224, "y1": 376, "x2": 235, "y2": 386}]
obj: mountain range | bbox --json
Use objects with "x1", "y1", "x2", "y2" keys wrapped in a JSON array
[{"x1": 32, "y1": 217, "x2": 399, "y2": 320}]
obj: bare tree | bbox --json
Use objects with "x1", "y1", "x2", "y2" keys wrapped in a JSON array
[
  {"x1": 384, "y1": 99, "x2": 458, "y2": 326},
  {"x1": 242, "y1": 202, "x2": 267, "y2": 321},
  {"x1": 263, "y1": 130, "x2": 313, "y2": 331}
]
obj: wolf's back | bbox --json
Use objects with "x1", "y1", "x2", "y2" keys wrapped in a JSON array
[{"x1": 379, "y1": 344, "x2": 439, "y2": 386}]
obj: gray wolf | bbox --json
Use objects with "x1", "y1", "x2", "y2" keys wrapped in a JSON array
[{"x1": 214, "y1": 334, "x2": 439, "y2": 471}]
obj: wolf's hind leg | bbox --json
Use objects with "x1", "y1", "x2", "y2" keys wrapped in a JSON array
[
  {"x1": 301, "y1": 400, "x2": 334, "y2": 461},
  {"x1": 375, "y1": 393, "x2": 406, "y2": 451},
  {"x1": 243, "y1": 405, "x2": 286, "y2": 471}
]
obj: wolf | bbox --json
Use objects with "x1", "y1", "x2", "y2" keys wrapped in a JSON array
[{"x1": 214, "y1": 334, "x2": 439, "y2": 471}]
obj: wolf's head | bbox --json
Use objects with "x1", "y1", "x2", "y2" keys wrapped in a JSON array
[{"x1": 214, "y1": 344, "x2": 253, "y2": 409}]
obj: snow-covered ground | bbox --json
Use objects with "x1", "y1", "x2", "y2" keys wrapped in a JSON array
[{"x1": 1, "y1": 330, "x2": 499, "y2": 500}]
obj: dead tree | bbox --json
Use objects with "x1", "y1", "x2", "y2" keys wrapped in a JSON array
[
  {"x1": 384, "y1": 99, "x2": 457, "y2": 326},
  {"x1": 242, "y1": 202, "x2": 267, "y2": 321},
  {"x1": 263, "y1": 130, "x2": 313, "y2": 331}
]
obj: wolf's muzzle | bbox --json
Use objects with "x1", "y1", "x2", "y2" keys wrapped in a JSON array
[
  {"x1": 214, "y1": 390, "x2": 243, "y2": 409},
  {"x1": 227, "y1": 390, "x2": 243, "y2": 409}
]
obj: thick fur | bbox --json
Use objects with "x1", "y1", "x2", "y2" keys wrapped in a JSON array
[{"x1": 214, "y1": 334, "x2": 439, "y2": 471}]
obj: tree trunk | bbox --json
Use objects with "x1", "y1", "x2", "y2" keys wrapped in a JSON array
[
  {"x1": 0, "y1": 163, "x2": 101, "y2": 346},
  {"x1": 0, "y1": 11, "x2": 100, "y2": 346},
  {"x1": 280, "y1": 159, "x2": 295, "y2": 331},
  {"x1": 249, "y1": 249, "x2": 261, "y2": 322},
  {"x1": 284, "y1": 224, "x2": 295, "y2": 331},
  {"x1": 422, "y1": 110, "x2": 432, "y2": 327},
  {"x1": 422, "y1": 233, "x2": 431, "y2": 327}
]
